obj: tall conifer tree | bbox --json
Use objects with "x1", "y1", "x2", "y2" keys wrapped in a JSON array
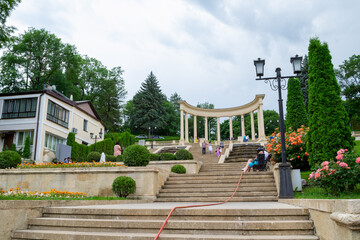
[
  {"x1": 132, "y1": 72, "x2": 166, "y2": 133},
  {"x1": 307, "y1": 38, "x2": 354, "y2": 166},
  {"x1": 285, "y1": 78, "x2": 308, "y2": 130}
]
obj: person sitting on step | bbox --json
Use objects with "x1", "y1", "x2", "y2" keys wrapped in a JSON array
[{"x1": 242, "y1": 147, "x2": 268, "y2": 172}]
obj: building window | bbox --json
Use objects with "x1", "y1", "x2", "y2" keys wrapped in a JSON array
[
  {"x1": 17, "y1": 131, "x2": 34, "y2": 146},
  {"x1": 83, "y1": 119, "x2": 88, "y2": 132},
  {"x1": 2, "y1": 98, "x2": 37, "y2": 119},
  {"x1": 46, "y1": 100, "x2": 69, "y2": 128},
  {"x1": 44, "y1": 133, "x2": 65, "y2": 151}
]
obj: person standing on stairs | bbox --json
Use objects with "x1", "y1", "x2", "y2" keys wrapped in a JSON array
[
  {"x1": 202, "y1": 141, "x2": 206, "y2": 154},
  {"x1": 208, "y1": 141, "x2": 213, "y2": 154}
]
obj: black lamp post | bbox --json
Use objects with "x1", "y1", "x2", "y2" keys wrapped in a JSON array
[
  {"x1": 253, "y1": 54, "x2": 302, "y2": 199},
  {"x1": 90, "y1": 128, "x2": 103, "y2": 151}
]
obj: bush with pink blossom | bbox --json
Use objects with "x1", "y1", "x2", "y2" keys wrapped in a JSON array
[{"x1": 308, "y1": 149, "x2": 360, "y2": 195}]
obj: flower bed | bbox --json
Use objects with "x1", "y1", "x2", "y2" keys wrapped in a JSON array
[
  {"x1": 17, "y1": 162, "x2": 125, "y2": 169},
  {"x1": 0, "y1": 188, "x2": 87, "y2": 199},
  {"x1": 308, "y1": 149, "x2": 360, "y2": 195},
  {"x1": 266, "y1": 126, "x2": 310, "y2": 170}
]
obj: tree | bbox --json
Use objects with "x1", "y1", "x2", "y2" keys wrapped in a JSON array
[
  {"x1": 0, "y1": 0, "x2": 21, "y2": 48},
  {"x1": 263, "y1": 110, "x2": 280, "y2": 135},
  {"x1": 335, "y1": 54, "x2": 360, "y2": 130},
  {"x1": 132, "y1": 72, "x2": 166, "y2": 134},
  {"x1": 307, "y1": 38, "x2": 354, "y2": 166},
  {"x1": 299, "y1": 55, "x2": 309, "y2": 112},
  {"x1": 0, "y1": 28, "x2": 80, "y2": 93},
  {"x1": 93, "y1": 66, "x2": 127, "y2": 132},
  {"x1": 195, "y1": 102, "x2": 215, "y2": 139},
  {"x1": 286, "y1": 78, "x2": 308, "y2": 130}
]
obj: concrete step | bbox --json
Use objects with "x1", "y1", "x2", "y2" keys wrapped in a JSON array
[
  {"x1": 12, "y1": 230, "x2": 319, "y2": 240},
  {"x1": 164, "y1": 179, "x2": 275, "y2": 185},
  {"x1": 156, "y1": 192, "x2": 277, "y2": 198},
  {"x1": 159, "y1": 186, "x2": 277, "y2": 193},
  {"x1": 195, "y1": 172, "x2": 273, "y2": 176},
  {"x1": 167, "y1": 175, "x2": 273, "y2": 181},
  {"x1": 25, "y1": 218, "x2": 312, "y2": 234},
  {"x1": 155, "y1": 196, "x2": 278, "y2": 202},
  {"x1": 162, "y1": 183, "x2": 276, "y2": 188}
]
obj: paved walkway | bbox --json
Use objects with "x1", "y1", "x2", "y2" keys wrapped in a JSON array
[{"x1": 54, "y1": 201, "x2": 301, "y2": 210}]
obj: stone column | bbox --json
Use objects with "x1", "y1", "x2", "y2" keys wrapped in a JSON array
[
  {"x1": 180, "y1": 110, "x2": 184, "y2": 143},
  {"x1": 193, "y1": 115, "x2": 197, "y2": 141},
  {"x1": 241, "y1": 114, "x2": 245, "y2": 138},
  {"x1": 204, "y1": 117, "x2": 208, "y2": 141},
  {"x1": 229, "y1": 116, "x2": 233, "y2": 141},
  {"x1": 217, "y1": 117, "x2": 220, "y2": 143},
  {"x1": 250, "y1": 111, "x2": 255, "y2": 140},
  {"x1": 258, "y1": 104, "x2": 265, "y2": 139},
  {"x1": 185, "y1": 113, "x2": 189, "y2": 143}
]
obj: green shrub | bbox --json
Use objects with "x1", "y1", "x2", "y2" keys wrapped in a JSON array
[
  {"x1": 307, "y1": 38, "x2": 354, "y2": 166},
  {"x1": 0, "y1": 151, "x2": 22, "y2": 169},
  {"x1": 87, "y1": 152, "x2": 101, "y2": 162},
  {"x1": 22, "y1": 136, "x2": 31, "y2": 158},
  {"x1": 171, "y1": 164, "x2": 186, "y2": 174},
  {"x1": 106, "y1": 154, "x2": 117, "y2": 162},
  {"x1": 175, "y1": 149, "x2": 193, "y2": 160},
  {"x1": 160, "y1": 153, "x2": 175, "y2": 160},
  {"x1": 11, "y1": 144, "x2": 17, "y2": 151},
  {"x1": 112, "y1": 176, "x2": 136, "y2": 198},
  {"x1": 89, "y1": 138, "x2": 113, "y2": 155},
  {"x1": 77, "y1": 144, "x2": 89, "y2": 162},
  {"x1": 286, "y1": 78, "x2": 308, "y2": 129},
  {"x1": 150, "y1": 153, "x2": 160, "y2": 161},
  {"x1": 123, "y1": 145, "x2": 150, "y2": 166},
  {"x1": 116, "y1": 155, "x2": 123, "y2": 162}
]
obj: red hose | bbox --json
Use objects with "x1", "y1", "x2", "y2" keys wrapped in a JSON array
[{"x1": 153, "y1": 170, "x2": 244, "y2": 240}]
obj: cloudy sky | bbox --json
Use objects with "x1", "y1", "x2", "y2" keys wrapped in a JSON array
[{"x1": 7, "y1": 0, "x2": 360, "y2": 112}]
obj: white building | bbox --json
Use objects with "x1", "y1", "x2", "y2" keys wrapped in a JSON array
[{"x1": 0, "y1": 86, "x2": 105, "y2": 163}]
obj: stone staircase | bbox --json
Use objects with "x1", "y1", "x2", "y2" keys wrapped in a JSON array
[
  {"x1": 12, "y1": 203, "x2": 319, "y2": 240},
  {"x1": 156, "y1": 163, "x2": 278, "y2": 202},
  {"x1": 225, "y1": 144, "x2": 261, "y2": 164},
  {"x1": 11, "y1": 142, "x2": 319, "y2": 240}
]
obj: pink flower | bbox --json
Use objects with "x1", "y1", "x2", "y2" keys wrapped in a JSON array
[
  {"x1": 356, "y1": 157, "x2": 360, "y2": 164},
  {"x1": 321, "y1": 161, "x2": 329, "y2": 166},
  {"x1": 337, "y1": 149, "x2": 346, "y2": 155},
  {"x1": 336, "y1": 161, "x2": 340, "y2": 164},
  {"x1": 322, "y1": 166, "x2": 329, "y2": 171},
  {"x1": 315, "y1": 172, "x2": 321, "y2": 179},
  {"x1": 308, "y1": 173, "x2": 314, "y2": 180},
  {"x1": 336, "y1": 155, "x2": 343, "y2": 160},
  {"x1": 339, "y1": 162, "x2": 348, "y2": 168}
]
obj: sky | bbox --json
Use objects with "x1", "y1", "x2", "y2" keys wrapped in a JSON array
[{"x1": 6, "y1": 0, "x2": 360, "y2": 113}]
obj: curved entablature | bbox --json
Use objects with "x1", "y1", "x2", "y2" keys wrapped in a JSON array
[{"x1": 178, "y1": 94, "x2": 265, "y2": 118}]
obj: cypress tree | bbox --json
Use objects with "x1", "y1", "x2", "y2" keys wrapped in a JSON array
[
  {"x1": 286, "y1": 78, "x2": 308, "y2": 130},
  {"x1": 132, "y1": 72, "x2": 166, "y2": 133},
  {"x1": 307, "y1": 38, "x2": 354, "y2": 166}
]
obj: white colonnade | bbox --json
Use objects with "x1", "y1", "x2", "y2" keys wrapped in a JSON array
[{"x1": 179, "y1": 94, "x2": 266, "y2": 144}]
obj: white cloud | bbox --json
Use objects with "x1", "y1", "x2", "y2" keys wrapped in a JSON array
[{"x1": 6, "y1": 0, "x2": 360, "y2": 112}]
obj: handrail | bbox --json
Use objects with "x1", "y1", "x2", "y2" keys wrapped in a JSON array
[{"x1": 153, "y1": 170, "x2": 244, "y2": 240}]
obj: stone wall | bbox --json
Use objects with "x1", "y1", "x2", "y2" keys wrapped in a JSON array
[
  {"x1": 280, "y1": 199, "x2": 360, "y2": 240},
  {"x1": 0, "y1": 200, "x2": 146, "y2": 240},
  {"x1": 0, "y1": 161, "x2": 201, "y2": 200}
]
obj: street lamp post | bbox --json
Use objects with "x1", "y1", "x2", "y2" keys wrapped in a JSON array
[
  {"x1": 253, "y1": 55, "x2": 302, "y2": 198},
  {"x1": 90, "y1": 128, "x2": 103, "y2": 151}
]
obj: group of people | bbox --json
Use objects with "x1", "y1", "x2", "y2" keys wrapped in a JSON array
[{"x1": 201, "y1": 141, "x2": 225, "y2": 158}]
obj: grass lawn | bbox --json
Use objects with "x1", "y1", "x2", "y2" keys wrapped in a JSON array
[
  {"x1": 295, "y1": 185, "x2": 360, "y2": 199},
  {"x1": 354, "y1": 140, "x2": 360, "y2": 153}
]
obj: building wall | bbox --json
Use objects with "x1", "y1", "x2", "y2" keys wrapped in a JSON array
[{"x1": 0, "y1": 92, "x2": 104, "y2": 163}]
